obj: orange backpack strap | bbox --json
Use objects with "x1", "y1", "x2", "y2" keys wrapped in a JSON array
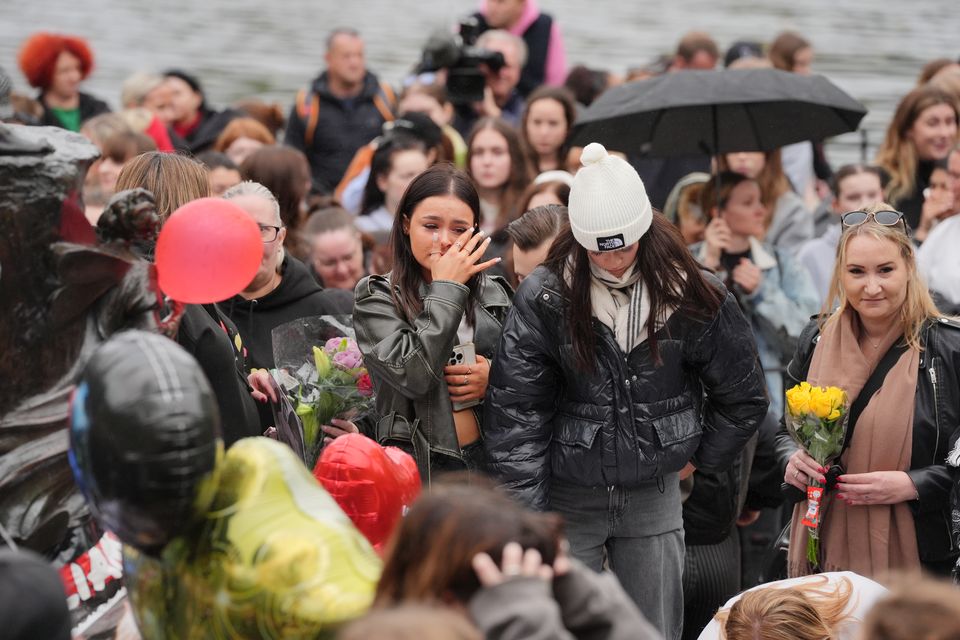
[
  {"x1": 296, "y1": 87, "x2": 321, "y2": 149},
  {"x1": 373, "y1": 81, "x2": 397, "y2": 123},
  {"x1": 334, "y1": 144, "x2": 377, "y2": 202}
]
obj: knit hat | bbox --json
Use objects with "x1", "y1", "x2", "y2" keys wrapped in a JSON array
[{"x1": 568, "y1": 143, "x2": 653, "y2": 252}]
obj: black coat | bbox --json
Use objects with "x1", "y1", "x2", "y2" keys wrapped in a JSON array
[
  {"x1": 775, "y1": 317, "x2": 960, "y2": 575},
  {"x1": 484, "y1": 267, "x2": 769, "y2": 511},
  {"x1": 224, "y1": 255, "x2": 354, "y2": 371},
  {"x1": 472, "y1": 11, "x2": 554, "y2": 98},
  {"x1": 37, "y1": 91, "x2": 110, "y2": 129},
  {"x1": 169, "y1": 106, "x2": 241, "y2": 155},
  {"x1": 177, "y1": 304, "x2": 261, "y2": 446},
  {"x1": 885, "y1": 159, "x2": 935, "y2": 232},
  {"x1": 284, "y1": 71, "x2": 391, "y2": 194}
]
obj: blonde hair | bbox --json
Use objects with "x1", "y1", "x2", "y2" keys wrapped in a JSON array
[
  {"x1": 115, "y1": 152, "x2": 210, "y2": 220},
  {"x1": 120, "y1": 71, "x2": 164, "y2": 109},
  {"x1": 876, "y1": 85, "x2": 960, "y2": 204},
  {"x1": 717, "y1": 575, "x2": 853, "y2": 640},
  {"x1": 821, "y1": 202, "x2": 941, "y2": 351}
]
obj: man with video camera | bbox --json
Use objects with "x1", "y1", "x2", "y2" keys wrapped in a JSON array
[{"x1": 448, "y1": 29, "x2": 527, "y2": 138}]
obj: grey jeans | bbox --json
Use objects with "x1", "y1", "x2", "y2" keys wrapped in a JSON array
[{"x1": 549, "y1": 474, "x2": 685, "y2": 640}]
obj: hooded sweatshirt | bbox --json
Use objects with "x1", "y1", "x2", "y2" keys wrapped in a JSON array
[{"x1": 225, "y1": 255, "x2": 354, "y2": 371}]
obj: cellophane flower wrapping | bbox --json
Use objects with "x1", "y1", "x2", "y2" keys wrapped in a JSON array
[
  {"x1": 271, "y1": 316, "x2": 375, "y2": 470},
  {"x1": 784, "y1": 381, "x2": 849, "y2": 567}
]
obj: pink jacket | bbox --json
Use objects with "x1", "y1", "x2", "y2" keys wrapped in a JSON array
[{"x1": 479, "y1": 0, "x2": 568, "y2": 87}]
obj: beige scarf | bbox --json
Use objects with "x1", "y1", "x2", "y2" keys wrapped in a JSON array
[
  {"x1": 588, "y1": 262, "x2": 647, "y2": 353},
  {"x1": 788, "y1": 308, "x2": 920, "y2": 578}
]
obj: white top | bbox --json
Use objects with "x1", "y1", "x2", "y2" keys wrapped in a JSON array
[
  {"x1": 797, "y1": 223, "x2": 842, "y2": 305},
  {"x1": 355, "y1": 205, "x2": 394, "y2": 239},
  {"x1": 456, "y1": 313, "x2": 474, "y2": 347},
  {"x1": 918, "y1": 215, "x2": 960, "y2": 305},
  {"x1": 697, "y1": 571, "x2": 888, "y2": 640},
  {"x1": 781, "y1": 141, "x2": 815, "y2": 201}
]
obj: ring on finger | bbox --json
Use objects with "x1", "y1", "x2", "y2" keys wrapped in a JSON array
[
  {"x1": 454, "y1": 241, "x2": 463, "y2": 249},
  {"x1": 502, "y1": 566, "x2": 522, "y2": 576},
  {"x1": 462, "y1": 375, "x2": 468, "y2": 385},
  {"x1": 794, "y1": 468, "x2": 801, "y2": 480}
]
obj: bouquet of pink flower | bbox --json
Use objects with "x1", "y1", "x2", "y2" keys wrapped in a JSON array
[{"x1": 271, "y1": 316, "x2": 375, "y2": 469}]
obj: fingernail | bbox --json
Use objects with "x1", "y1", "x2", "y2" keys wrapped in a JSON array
[
  {"x1": 818, "y1": 466, "x2": 826, "y2": 473},
  {"x1": 495, "y1": 257, "x2": 502, "y2": 262},
  {"x1": 820, "y1": 476, "x2": 827, "y2": 484},
  {"x1": 477, "y1": 229, "x2": 485, "y2": 237}
]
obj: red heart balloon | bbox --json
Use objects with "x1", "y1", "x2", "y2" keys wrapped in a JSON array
[
  {"x1": 155, "y1": 198, "x2": 262, "y2": 303},
  {"x1": 314, "y1": 434, "x2": 421, "y2": 549}
]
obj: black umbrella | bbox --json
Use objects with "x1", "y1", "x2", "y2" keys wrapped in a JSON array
[{"x1": 570, "y1": 68, "x2": 867, "y2": 157}]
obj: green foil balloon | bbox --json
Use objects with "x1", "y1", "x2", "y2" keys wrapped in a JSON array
[{"x1": 124, "y1": 437, "x2": 382, "y2": 639}]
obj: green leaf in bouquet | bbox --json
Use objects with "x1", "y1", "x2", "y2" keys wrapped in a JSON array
[
  {"x1": 296, "y1": 401, "x2": 319, "y2": 451},
  {"x1": 316, "y1": 390, "x2": 342, "y2": 426}
]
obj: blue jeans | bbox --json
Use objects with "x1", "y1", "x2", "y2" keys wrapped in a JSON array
[{"x1": 550, "y1": 475, "x2": 685, "y2": 640}]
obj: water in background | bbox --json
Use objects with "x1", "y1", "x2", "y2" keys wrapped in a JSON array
[{"x1": 1, "y1": 0, "x2": 956, "y2": 166}]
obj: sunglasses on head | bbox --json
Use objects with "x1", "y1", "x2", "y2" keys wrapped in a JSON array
[{"x1": 840, "y1": 210, "x2": 905, "y2": 228}]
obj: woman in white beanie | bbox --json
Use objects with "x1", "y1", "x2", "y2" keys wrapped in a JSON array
[{"x1": 483, "y1": 143, "x2": 769, "y2": 639}]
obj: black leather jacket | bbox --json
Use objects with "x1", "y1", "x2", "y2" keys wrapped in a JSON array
[
  {"x1": 483, "y1": 267, "x2": 769, "y2": 511},
  {"x1": 775, "y1": 317, "x2": 960, "y2": 574}
]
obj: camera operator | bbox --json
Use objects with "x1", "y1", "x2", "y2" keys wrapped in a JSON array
[{"x1": 452, "y1": 30, "x2": 527, "y2": 138}]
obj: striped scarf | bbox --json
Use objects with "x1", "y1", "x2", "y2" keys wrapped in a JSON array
[{"x1": 588, "y1": 262, "x2": 647, "y2": 353}]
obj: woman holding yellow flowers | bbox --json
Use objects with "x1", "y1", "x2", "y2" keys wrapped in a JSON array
[{"x1": 776, "y1": 202, "x2": 960, "y2": 578}]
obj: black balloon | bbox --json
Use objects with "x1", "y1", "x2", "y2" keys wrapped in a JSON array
[{"x1": 69, "y1": 331, "x2": 223, "y2": 554}]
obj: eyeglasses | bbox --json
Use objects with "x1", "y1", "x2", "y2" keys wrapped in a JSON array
[
  {"x1": 258, "y1": 224, "x2": 283, "y2": 242},
  {"x1": 840, "y1": 210, "x2": 905, "y2": 228}
]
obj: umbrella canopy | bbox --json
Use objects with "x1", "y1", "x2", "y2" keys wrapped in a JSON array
[{"x1": 570, "y1": 68, "x2": 867, "y2": 157}]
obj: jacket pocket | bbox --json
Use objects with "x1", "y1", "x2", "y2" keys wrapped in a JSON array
[
  {"x1": 551, "y1": 410, "x2": 604, "y2": 485},
  {"x1": 640, "y1": 406, "x2": 702, "y2": 475}
]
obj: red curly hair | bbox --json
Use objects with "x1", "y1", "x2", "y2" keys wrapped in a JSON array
[{"x1": 18, "y1": 32, "x2": 94, "y2": 90}]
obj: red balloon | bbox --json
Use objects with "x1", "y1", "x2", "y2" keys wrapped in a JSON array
[
  {"x1": 155, "y1": 198, "x2": 262, "y2": 303},
  {"x1": 314, "y1": 434, "x2": 422, "y2": 550}
]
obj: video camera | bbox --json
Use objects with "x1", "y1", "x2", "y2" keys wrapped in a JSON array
[{"x1": 418, "y1": 17, "x2": 506, "y2": 105}]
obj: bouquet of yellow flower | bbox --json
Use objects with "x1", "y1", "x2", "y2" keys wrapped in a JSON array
[{"x1": 784, "y1": 381, "x2": 849, "y2": 567}]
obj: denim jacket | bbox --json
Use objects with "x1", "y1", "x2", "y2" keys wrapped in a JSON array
[
  {"x1": 693, "y1": 238, "x2": 819, "y2": 413},
  {"x1": 353, "y1": 273, "x2": 512, "y2": 476}
]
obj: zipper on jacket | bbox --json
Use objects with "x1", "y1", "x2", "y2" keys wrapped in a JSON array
[{"x1": 929, "y1": 360, "x2": 941, "y2": 466}]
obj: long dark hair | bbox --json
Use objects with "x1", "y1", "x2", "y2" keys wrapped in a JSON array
[
  {"x1": 388, "y1": 164, "x2": 482, "y2": 325},
  {"x1": 375, "y1": 478, "x2": 563, "y2": 606},
  {"x1": 544, "y1": 213, "x2": 724, "y2": 371},
  {"x1": 360, "y1": 134, "x2": 428, "y2": 216}
]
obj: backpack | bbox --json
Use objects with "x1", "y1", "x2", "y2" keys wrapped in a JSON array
[{"x1": 294, "y1": 82, "x2": 397, "y2": 148}]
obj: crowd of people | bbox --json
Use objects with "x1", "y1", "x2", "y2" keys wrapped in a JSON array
[{"x1": 3, "y1": 4, "x2": 960, "y2": 639}]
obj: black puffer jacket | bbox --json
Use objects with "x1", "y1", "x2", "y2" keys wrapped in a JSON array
[
  {"x1": 775, "y1": 317, "x2": 960, "y2": 575},
  {"x1": 484, "y1": 267, "x2": 769, "y2": 511}
]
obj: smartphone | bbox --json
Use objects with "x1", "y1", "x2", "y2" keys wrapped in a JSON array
[{"x1": 449, "y1": 343, "x2": 480, "y2": 411}]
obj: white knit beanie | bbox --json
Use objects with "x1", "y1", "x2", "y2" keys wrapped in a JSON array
[{"x1": 568, "y1": 143, "x2": 653, "y2": 252}]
